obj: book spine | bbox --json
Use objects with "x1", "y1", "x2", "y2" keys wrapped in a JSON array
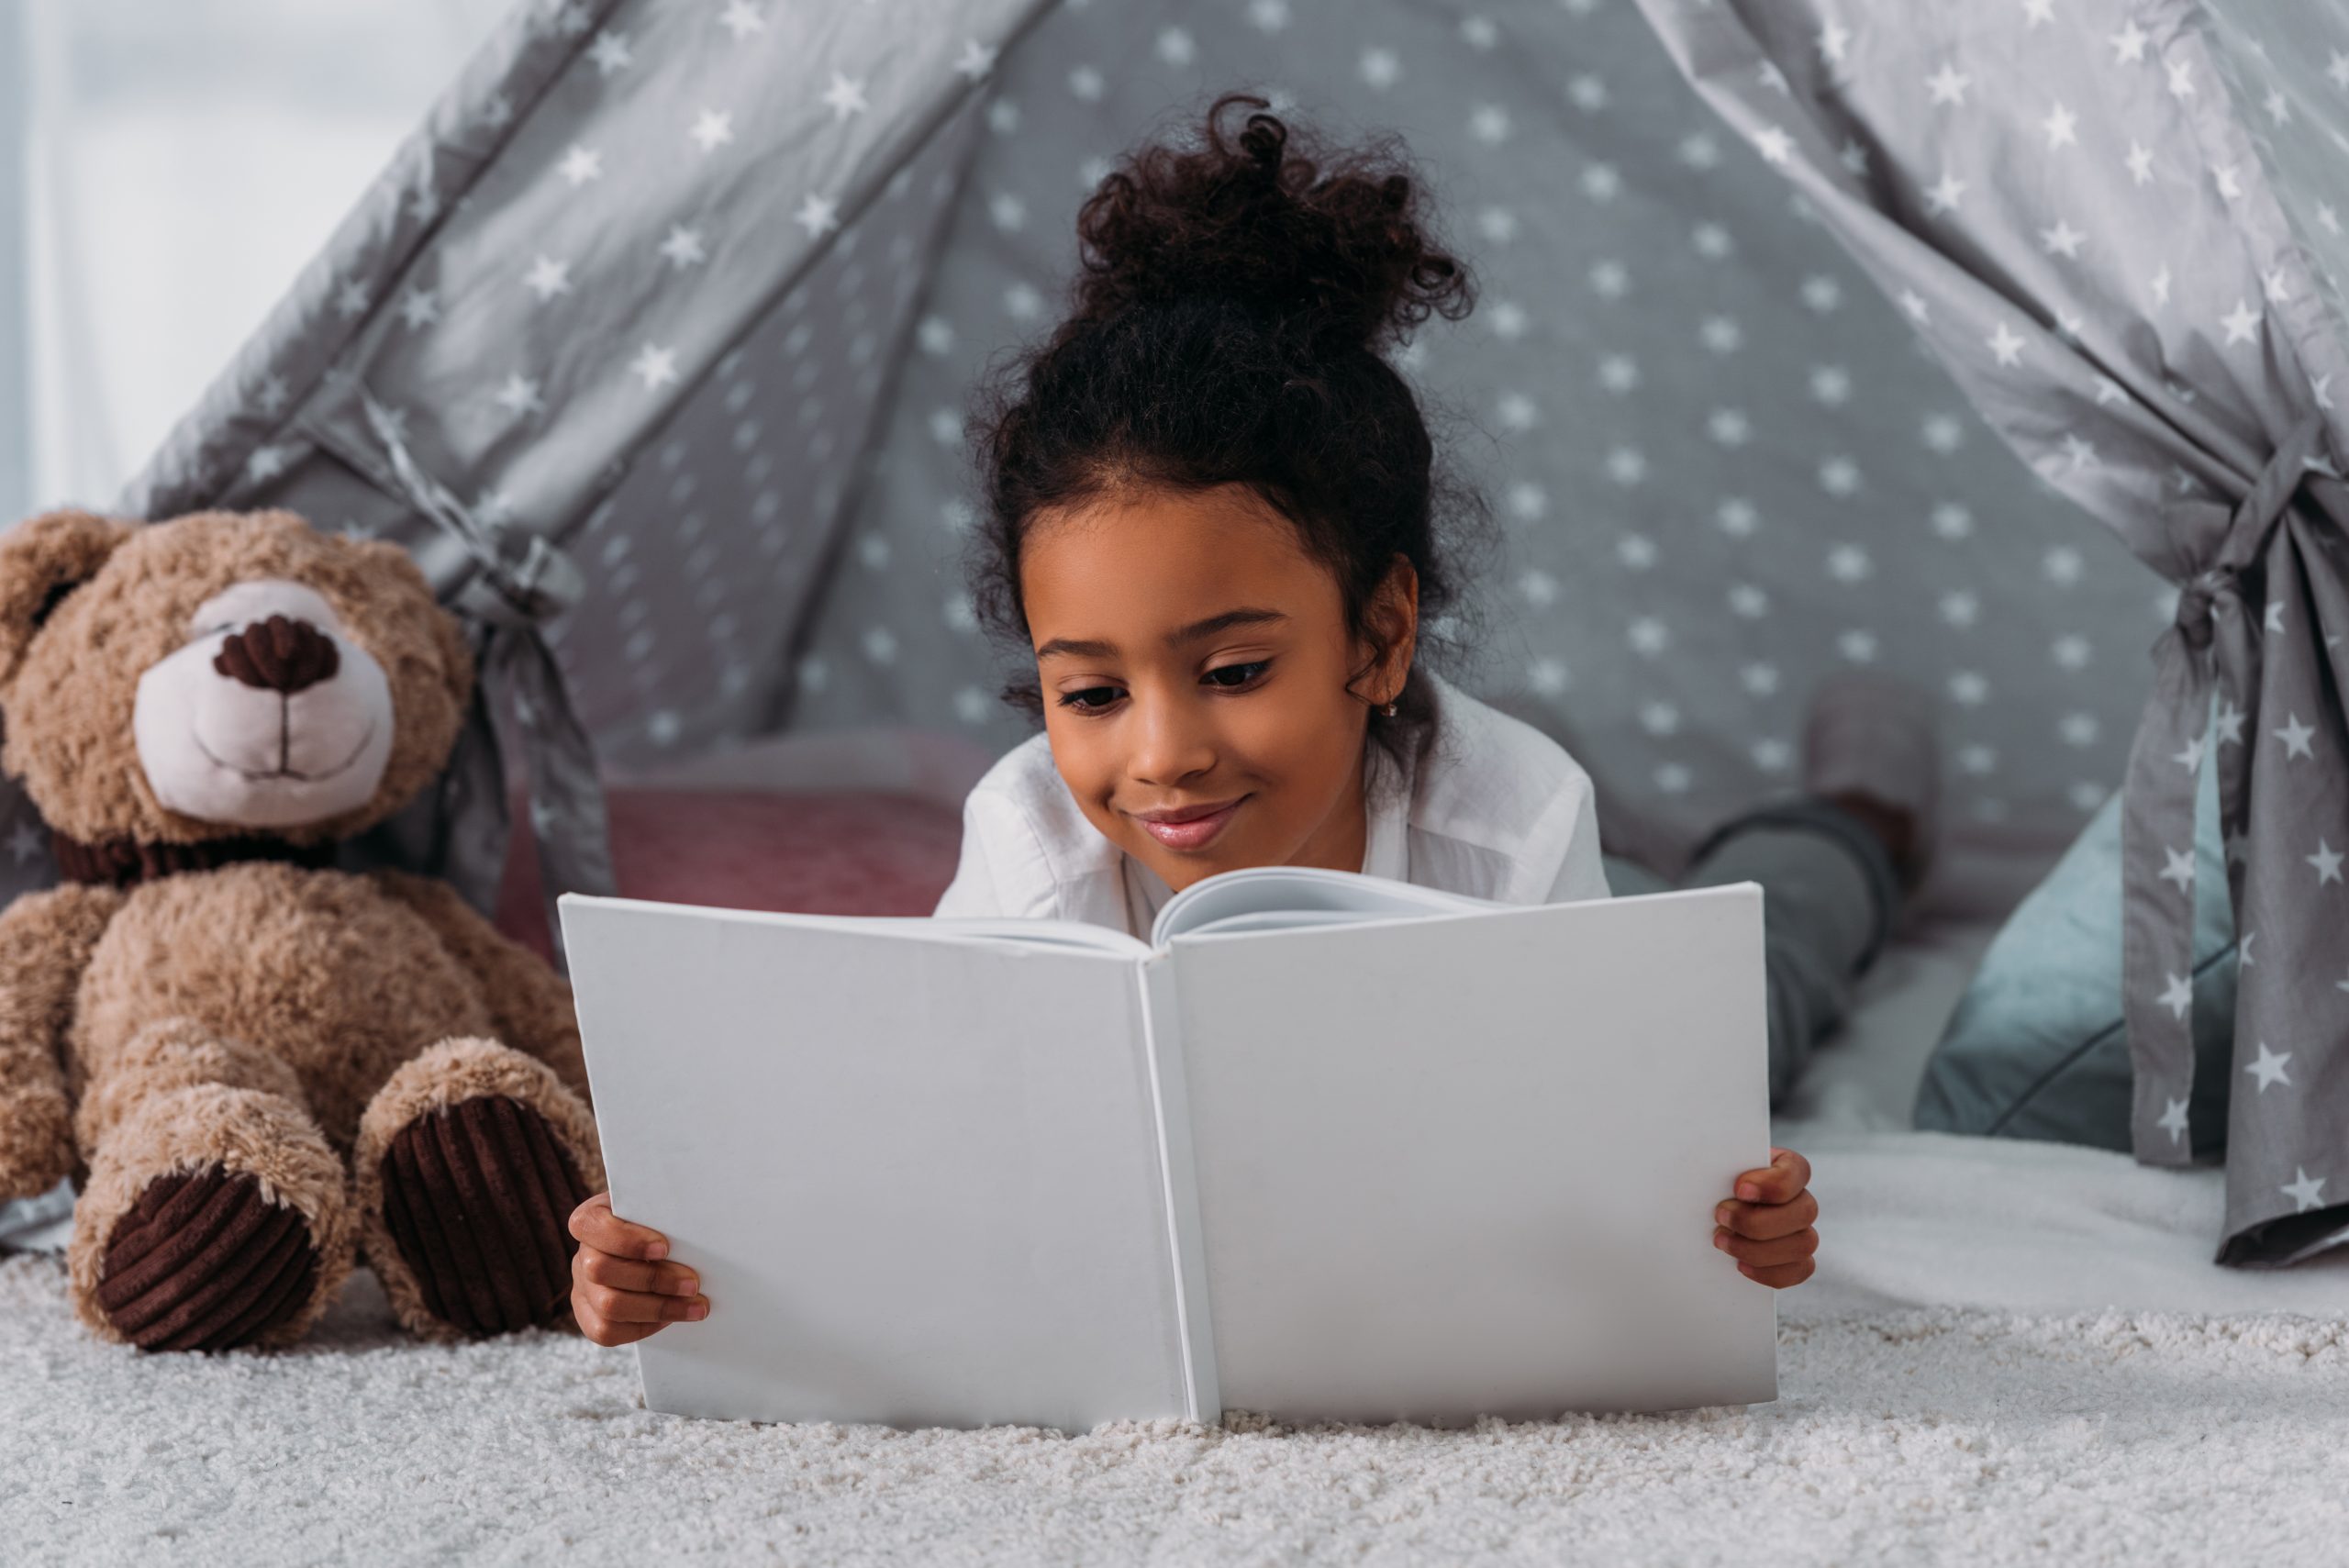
[{"x1": 1135, "y1": 956, "x2": 1220, "y2": 1423}]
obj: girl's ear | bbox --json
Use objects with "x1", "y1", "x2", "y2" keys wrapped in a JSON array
[
  {"x1": 1375, "y1": 554, "x2": 1419, "y2": 696},
  {"x1": 1355, "y1": 553, "x2": 1420, "y2": 706}
]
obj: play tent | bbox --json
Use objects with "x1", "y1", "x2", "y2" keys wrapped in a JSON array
[{"x1": 13, "y1": 0, "x2": 2343, "y2": 1262}]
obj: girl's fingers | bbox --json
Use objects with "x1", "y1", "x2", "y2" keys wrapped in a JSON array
[
  {"x1": 578, "y1": 1281, "x2": 710, "y2": 1327},
  {"x1": 576, "y1": 1248, "x2": 700, "y2": 1297},
  {"x1": 573, "y1": 1295, "x2": 651, "y2": 1348},
  {"x1": 1732, "y1": 1147, "x2": 1813, "y2": 1205},
  {"x1": 1735, "y1": 1256, "x2": 1817, "y2": 1290},
  {"x1": 568, "y1": 1191, "x2": 673, "y2": 1261},
  {"x1": 1715, "y1": 1189, "x2": 1819, "y2": 1241},
  {"x1": 1714, "y1": 1226, "x2": 1819, "y2": 1270}
]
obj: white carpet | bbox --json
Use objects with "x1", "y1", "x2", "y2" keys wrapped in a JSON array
[
  {"x1": 6, "y1": 907, "x2": 2346, "y2": 1565},
  {"x1": 2, "y1": 1254, "x2": 2344, "y2": 1566}
]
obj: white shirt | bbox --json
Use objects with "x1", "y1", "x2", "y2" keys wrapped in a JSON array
[{"x1": 931, "y1": 672, "x2": 1612, "y2": 938}]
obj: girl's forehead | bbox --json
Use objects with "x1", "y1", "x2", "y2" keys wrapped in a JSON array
[
  {"x1": 1022, "y1": 485, "x2": 1339, "y2": 638},
  {"x1": 1027, "y1": 484, "x2": 1309, "y2": 573}
]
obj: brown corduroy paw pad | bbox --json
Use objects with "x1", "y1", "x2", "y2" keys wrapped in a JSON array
[
  {"x1": 97, "y1": 1166, "x2": 321, "y2": 1351},
  {"x1": 378, "y1": 1095, "x2": 591, "y2": 1337}
]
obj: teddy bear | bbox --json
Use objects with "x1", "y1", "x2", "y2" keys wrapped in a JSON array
[{"x1": 0, "y1": 506, "x2": 605, "y2": 1351}]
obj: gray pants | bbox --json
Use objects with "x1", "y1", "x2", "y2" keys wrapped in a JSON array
[{"x1": 1602, "y1": 798, "x2": 1900, "y2": 1110}]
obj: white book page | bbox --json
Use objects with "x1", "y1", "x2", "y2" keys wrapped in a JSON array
[
  {"x1": 561, "y1": 895, "x2": 1186, "y2": 1431},
  {"x1": 1150, "y1": 863, "x2": 1493, "y2": 946},
  {"x1": 1165, "y1": 882, "x2": 1776, "y2": 1423}
]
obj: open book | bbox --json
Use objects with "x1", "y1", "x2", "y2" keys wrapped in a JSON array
[{"x1": 560, "y1": 867, "x2": 1776, "y2": 1432}]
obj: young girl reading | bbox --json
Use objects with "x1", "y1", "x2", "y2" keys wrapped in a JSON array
[{"x1": 566, "y1": 95, "x2": 1943, "y2": 1348}]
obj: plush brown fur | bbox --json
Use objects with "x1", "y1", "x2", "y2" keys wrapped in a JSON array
[
  {"x1": 0, "y1": 507, "x2": 603, "y2": 1351},
  {"x1": 0, "y1": 508, "x2": 470, "y2": 848}
]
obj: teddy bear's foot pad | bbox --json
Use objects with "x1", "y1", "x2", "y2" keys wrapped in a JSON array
[
  {"x1": 97, "y1": 1166, "x2": 320, "y2": 1351},
  {"x1": 378, "y1": 1095, "x2": 589, "y2": 1337}
]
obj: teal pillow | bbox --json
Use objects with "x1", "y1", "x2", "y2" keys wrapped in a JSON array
[{"x1": 1914, "y1": 745, "x2": 2236, "y2": 1157}]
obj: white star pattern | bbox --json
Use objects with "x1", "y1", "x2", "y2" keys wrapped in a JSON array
[
  {"x1": 2039, "y1": 219, "x2": 2086, "y2": 259},
  {"x1": 718, "y1": 1, "x2": 764, "y2": 40},
  {"x1": 523, "y1": 255, "x2": 573, "y2": 302},
  {"x1": 2157, "y1": 1097, "x2": 2190, "y2": 1146},
  {"x1": 953, "y1": 39, "x2": 997, "y2": 81},
  {"x1": 587, "y1": 30, "x2": 631, "y2": 75},
  {"x1": 2281, "y1": 1169, "x2": 2328, "y2": 1214},
  {"x1": 660, "y1": 226, "x2": 707, "y2": 269},
  {"x1": 824, "y1": 73, "x2": 869, "y2": 121},
  {"x1": 494, "y1": 374, "x2": 544, "y2": 417},
  {"x1": 2158, "y1": 845, "x2": 2195, "y2": 892},
  {"x1": 2273, "y1": 713, "x2": 2316, "y2": 760},
  {"x1": 2158, "y1": 972, "x2": 2195, "y2": 1020},
  {"x1": 558, "y1": 144, "x2": 604, "y2": 186},
  {"x1": 2244, "y1": 1040, "x2": 2292, "y2": 1093},
  {"x1": 794, "y1": 194, "x2": 841, "y2": 239},
  {"x1": 691, "y1": 111, "x2": 736, "y2": 153},
  {"x1": 2310, "y1": 839, "x2": 2344, "y2": 886},
  {"x1": 628, "y1": 344, "x2": 680, "y2": 393}
]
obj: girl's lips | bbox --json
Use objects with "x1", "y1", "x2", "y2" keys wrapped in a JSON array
[{"x1": 1136, "y1": 795, "x2": 1246, "y2": 851}]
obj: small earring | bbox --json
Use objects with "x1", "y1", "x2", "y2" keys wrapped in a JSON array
[{"x1": 1378, "y1": 697, "x2": 1399, "y2": 718}]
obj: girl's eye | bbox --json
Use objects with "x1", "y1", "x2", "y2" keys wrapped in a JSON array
[
  {"x1": 1203, "y1": 660, "x2": 1270, "y2": 690},
  {"x1": 1058, "y1": 684, "x2": 1125, "y2": 713}
]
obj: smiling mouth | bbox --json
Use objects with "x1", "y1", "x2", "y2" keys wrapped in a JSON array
[
  {"x1": 194, "y1": 719, "x2": 378, "y2": 784},
  {"x1": 1132, "y1": 795, "x2": 1248, "y2": 851}
]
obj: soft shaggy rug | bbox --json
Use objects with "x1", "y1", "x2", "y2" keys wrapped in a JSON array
[{"x1": 2, "y1": 1255, "x2": 2343, "y2": 1567}]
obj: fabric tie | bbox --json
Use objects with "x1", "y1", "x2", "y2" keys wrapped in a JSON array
[
  {"x1": 2119, "y1": 413, "x2": 2334, "y2": 1164},
  {"x1": 361, "y1": 396, "x2": 617, "y2": 966}
]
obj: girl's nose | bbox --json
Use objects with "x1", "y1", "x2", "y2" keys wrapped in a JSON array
[{"x1": 1127, "y1": 692, "x2": 1218, "y2": 786}]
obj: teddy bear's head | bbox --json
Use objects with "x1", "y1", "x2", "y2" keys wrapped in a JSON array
[{"x1": 0, "y1": 507, "x2": 473, "y2": 851}]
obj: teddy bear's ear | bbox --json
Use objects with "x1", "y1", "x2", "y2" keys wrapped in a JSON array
[{"x1": 0, "y1": 509, "x2": 135, "y2": 687}]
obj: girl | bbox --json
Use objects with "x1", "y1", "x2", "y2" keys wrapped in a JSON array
[{"x1": 568, "y1": 95, "x2": 1942, "y2": 1348}]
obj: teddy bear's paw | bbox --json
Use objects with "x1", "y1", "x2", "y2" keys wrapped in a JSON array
[
  {"x1": 375, "y1": 1095, "x2": 591, "y2": 1338},
  {"x1": 93, "y1": 1165, "x2": 321, "y2": 1351}
]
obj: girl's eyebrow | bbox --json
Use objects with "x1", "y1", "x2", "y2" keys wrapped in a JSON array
[{"x1": 1036, "y1": 606, "x2": 1287, "y2": 661}]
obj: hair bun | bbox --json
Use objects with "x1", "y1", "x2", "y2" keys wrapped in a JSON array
[{"x1": 1071, "y1": 94, "x2": 1474, "y2": 351}]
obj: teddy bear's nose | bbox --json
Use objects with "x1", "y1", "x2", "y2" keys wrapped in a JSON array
[{"x1": 213, "y1": 615, "x2": 341, "y2": 695}]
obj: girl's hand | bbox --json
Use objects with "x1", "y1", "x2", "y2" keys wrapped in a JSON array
[
  {"x1": 568, "y1": 1191, "x2": 709, "y2": 1346},
  {"x1": 1712, "y1": 1146, "x2": 1819, "y2": 1289}
]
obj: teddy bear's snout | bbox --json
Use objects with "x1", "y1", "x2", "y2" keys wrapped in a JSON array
[
  {"x1": 214, "y1": 616, "x2": 341, "y2": 696},
  {"x1": 130, "y1": 578, "x2": 399, "y2": 831}
]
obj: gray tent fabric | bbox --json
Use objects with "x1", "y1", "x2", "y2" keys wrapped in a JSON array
[
  {"x1": 1633, "y1": 0, "x2": 2349, "y2": 1264},
  {"x1": 6, "y1": 0, "x2": 2339, "y2": 1260},
  {"x1": 783, "y1": 0, "x2": 2162, "y2": 856},
  {"x1": 92, "y1": 0, "x2": 1049, "y2": 939}
]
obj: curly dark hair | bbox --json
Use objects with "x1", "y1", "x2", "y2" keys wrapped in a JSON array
[{"x1": 965, "y1": 92, "x2": 1488, "y2": 763}]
